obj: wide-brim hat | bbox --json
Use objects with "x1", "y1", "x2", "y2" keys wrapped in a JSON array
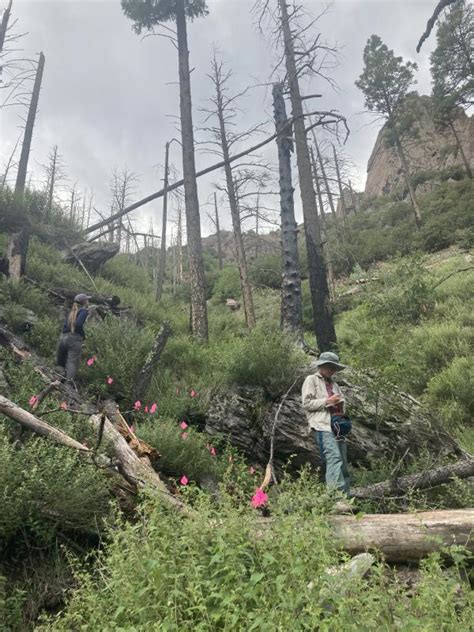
[{"x1": 315, "y1": 351, "x2": 346, "y2": 371}]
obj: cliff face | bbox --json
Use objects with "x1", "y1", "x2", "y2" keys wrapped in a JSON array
[{"x1": 365, "y1": 95, "x2": 474, "y2": 197}]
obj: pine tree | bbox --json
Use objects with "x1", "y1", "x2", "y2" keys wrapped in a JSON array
[
  {"x1": 122, "y1": 0, "x2": 209, "y2": 340},
  {"x1": 356, "y1": 35, "x2": 422, "y2": 227}
]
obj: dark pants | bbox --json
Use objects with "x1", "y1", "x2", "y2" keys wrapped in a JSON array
[
  {"x1": 56, "y1": 333, "x2": 83, "y2": 381},
  {"x1": 315, "y1": 431, "x2": 350, "y2": 495}
]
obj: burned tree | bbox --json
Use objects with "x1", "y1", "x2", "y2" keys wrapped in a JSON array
[
  {"x1": 272, "y1": 82, "x2": 303, "y2": 340},
  {"x1": 202, "y1": 54, "x2": 257, "y2": 328},
  {"x1": 122, "y1": 0, "x2": 209, "y2": 341}
]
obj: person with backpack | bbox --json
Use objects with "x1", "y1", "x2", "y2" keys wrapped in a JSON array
[
  {"x1": 302, "y1": 351, "x2": 352, "y2": 495},
  {"x1": 56, "y1": 293, "x2": 90, "y2": 382}
]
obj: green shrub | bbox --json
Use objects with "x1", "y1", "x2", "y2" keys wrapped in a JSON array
[
  {"x1": 211, "y1": 266, "x2": 241, "y2": 303},
  {"x1": 81, "y1": 317, "x2": 155, "y2": 402},
  {"x1": 25, "y1": 316, "x2": 59, "y2": 359},
  {"x1": 44, "y1": 475, "x2": 474, "y2": 631},
  {"x1": 426, "y1": 357, "x2": 474, "y2": 428},
  {"x1": 223, "y1": 326, "x2": 305, "y2": 396},
  {"x1": 249, "y1": 254, "x2": 281, "y2": 289},
  {"x1": 100, "y1": 255, "x2": 153, "y2": 294}
]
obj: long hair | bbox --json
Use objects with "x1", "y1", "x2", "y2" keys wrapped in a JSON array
[{"x1": 68, "y1": 302, "x2": 80, "y2": 333}]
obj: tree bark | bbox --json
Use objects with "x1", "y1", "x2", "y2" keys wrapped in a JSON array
[
  {"x1": 0, "y1": 0, "x2": 12, "y2": 54},
  {"x1": 332, "y1": 144, "x2": 348, "y2": 228},
  {"x1": 213, "y1": 63, "x2": 256, "y2": 329},
  {"x1": 310, "y1": 147, "x2": 335, "y2": 300},
  {"x1": 6, "y1": 225, "x2": 29, "y2": 280},
  {"x1": 134, "y1": 321, "x2": 172, "y2": 400},
  {"x1": 175, "y1": 0, "x2": 208, "y2": 341},
  {"x1": 393, "y1": 131, "x2": 422, "y2": 227},
  {"x1": 329, "y1": 509, "x2": 474, "y2": 562},
  {"x1": 214, "y1": 192, "x2": 223, "y2": 270},
  {"x1": 272, "y1": 82, "x2": 303, "y2": 340},
  {"x1": 156, "y1": 141, "x2": 170, "y2": 301},
  {"x1": 0, "y1": 394, "x2": 90, "y2": 452},
  {"x1": 448, "y1": 120, "x2": 473, "y2": 179},
  {"x1": 351, "y1": 458, "x2": 474, "y2": 500},
  {"x1": 279, "y1": 0, "x2": 336, "y2": 351}
]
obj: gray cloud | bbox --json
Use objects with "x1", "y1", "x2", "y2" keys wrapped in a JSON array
[{"x1": 1, "y1": 0, "x2": 437, "y2": 237}]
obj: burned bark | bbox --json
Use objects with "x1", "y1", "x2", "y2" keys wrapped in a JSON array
[{"x1": 272, "y1": 82, "x2": 303, "y2": 340}]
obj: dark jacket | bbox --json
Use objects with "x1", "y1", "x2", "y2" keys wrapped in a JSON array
[{"x1": 62, "y1": 308, "x2": 88, "y2": 339}]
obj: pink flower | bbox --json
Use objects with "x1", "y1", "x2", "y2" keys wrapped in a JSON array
[
  {"x1": 59, "y1": 401, "x2": 68, "y2": 411},
  {"x1": 210, "y1": 446, "x2": 216, "y2": 457},
  {"x1": 181, "y1": 432, "x2": 188, "y2": 441},
  {"x1": 106, "y1": 376, "x2": 114, "y2": 385},
  {"x1": 149, "y1": 402, "x2": 157, "y2": 414},
  {"x1": 249, "y1": 466, "x2": 256, "y2": 475},
  {"x1": 29, "y1": 395, "x2": 38, "y2": 408},
  {"x1": 133, "y1": 400, "x2": 142, "y2": 411},
  {"x1": 86, "y1": 356, "x2": 96, "y2": 367},
  {"x1": 144, "y1": 405, "x2": 149, "y2": 413},
  {"x1": 251, "y1": 488, "x2": 268, "y2": 508},
  {"x1": 180, "y1": 475, "x2": 188, "y2": 486},
  {"x1": 180, "y1": 421, "x2": 188, "y2": 430},
  {"x1": 190, "y1": 389, "x2": 197, "y2": 398}
]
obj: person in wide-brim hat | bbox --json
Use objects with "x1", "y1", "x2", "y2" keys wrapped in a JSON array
[{"x1": 302, "y1": 350, "x2": 351, "y2": 497}]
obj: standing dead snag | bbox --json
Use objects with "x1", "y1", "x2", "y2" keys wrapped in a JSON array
[{"x1": 272, "y1": 82, "x2": 303, "y2": 341}]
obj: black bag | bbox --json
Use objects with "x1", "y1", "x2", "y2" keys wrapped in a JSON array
[{"x1": 330, "y1": 414, "x2": 352, "y2": 440}]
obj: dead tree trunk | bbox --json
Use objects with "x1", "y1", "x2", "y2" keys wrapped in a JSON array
[
  {"x1": 8, "y1": 51, "x2": 44, "y2": 280},
  {"x1": 314, "y1": 136, "x2": 338, "y2": 225},
  {"x1": 15, "y1": 52, "x2": 45, "y2": 196},
  {"x1": 177, "y1": 205, "x2": 184, "y2": 283},
  {"x1": 328, "y1": 509, "x2": 474, "y2": 562},
  {"x1": 279, "y1": 0, "x2": 336, "y2": 352},
  {"x1": 175, "y1": 0, "x2": 208, "y2": 341},
  {"x1": 156, "y1": 141, "x2": 170, "y2": 301},
  {"x1": 211, "y1": 58, "x2": 256, "y2": 329},
  {"x1": 392, "y1": 130, "x2": 422, "y2": 227},
  {"x1": 448, "y1": 120, "x2": 473, "y2": 179},
  {"x1": 310, "y1": 147, "x2": 335, "y2": 299},
  {"x1": 46, "y1": 145, "x2": 58, "y2": 219},
  {"x1": 0, "y1": 0, "x2": 12, "y2": 54},
  {"x1": 214, "y1": 192, "x2": 223, "y2": 270},
  {"x1": 332, "y1": 144, "x2": 348, "y2": 228},
  {"x1": 134, "y1": 322, "x2": 172, "y2": 400},
  {"x1": 352, "y1": 458, "x2": 474, "y2": 500},
  {"x1": 272, "y1": 82, "x2": 303, "y2": 340}
]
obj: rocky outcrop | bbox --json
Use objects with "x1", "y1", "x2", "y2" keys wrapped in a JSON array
[
  {"x1": 205, "y1": 367, "x2": 465, "y2": 472},
  {"x1": 62, "y1": 241, "x2": 119, "y2": 273},
  {"x1": 365, "y1": 95, "x2": 474, "y2": 197}
]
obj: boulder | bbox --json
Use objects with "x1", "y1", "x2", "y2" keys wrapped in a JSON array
[
  {"x1": 205, "y1": 367, "x2": 465, "y2": 472},
  {"x1": 62, "y1": 241, "x2": 119, "y2": 273}
]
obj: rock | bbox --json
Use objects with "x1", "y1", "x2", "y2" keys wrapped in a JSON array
[
  {"x1": 365, "y1": 95, "x2": 474, "y2": 198},
  {"x1": 226, "y1": 298, "x2": 240, "y2": 311},
  {"x1": 205, "y1": 367, "x2": 464, "y2": 472},
  {"x1": 62, "y1": 242, "x2": 119, "y2": 273}
]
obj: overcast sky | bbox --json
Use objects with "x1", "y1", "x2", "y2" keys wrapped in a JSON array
[{"x1": 1, "y1": 0, "x2": 439, "y2": 239}]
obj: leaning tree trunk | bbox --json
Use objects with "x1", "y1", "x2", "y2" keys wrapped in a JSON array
[
  {"x1": 175, "y1": 0, "x2": 208, "y2": 341},
  {"x1": 0, "y1": 0, "x2": 12, "y2": 54},
  {"x1": 279, "y1": 0, "x2": 336, "y2": 351},
  {"x1": 214, "y1": 192, "x2": 223, "y2": 270},
  {"x1": 156, "y1": 141, "x2": 170, "y2": 301},
  {"x1": 214, "y1": 74, "x2": 256, "y2": 328},
  {"x1": 272, "y1": 82, "x2": 303, "y2": 340},
  {"x1": 332, "y1": 144, "x2": 348, "y2": 228},
  {"x1": 8, "y1": 52, "x2": 45, "y2": 280},
  {"x1": 392, "y1": 128, "x2": 422, "y2": 227},
  {"x1": 448, "y1": 120, "x2": 473, "y2": 179}
]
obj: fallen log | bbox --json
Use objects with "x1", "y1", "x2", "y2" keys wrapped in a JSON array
[
  {"x1": 0, "y1": 323, "x2": 186, "y2": 512},
  {"x1": 329, "y1": 509, "x2": 474, "y2": 562},
  {"x1": 0, "y1": 394, "x2": 89, "y2": 452},
  {"x1": 351, "y1": 459, "x2": 474, "y2": 500},
  {"x1": 24, "y1": 278, "x2": 122, "y2": 314},
  {"x1": 134, "y1": 322, "x2": 171, "y2": 400}
]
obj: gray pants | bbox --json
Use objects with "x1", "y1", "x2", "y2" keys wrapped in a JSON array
[
  {"x1": 56, "y1": 333, "x2": 84, "y2": 381},
  {"x1": 315, "y1": 431, "x2": 351, "y2": 495}
]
